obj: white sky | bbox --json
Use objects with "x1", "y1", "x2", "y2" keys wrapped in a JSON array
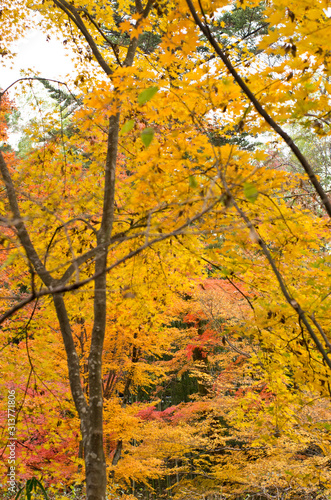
[
  {"x1": 0, "y1": 29, "x2": 77, "y2": 148},
  {"x1": 0, "y1": 29, "x2": 75, "y2": 95}
]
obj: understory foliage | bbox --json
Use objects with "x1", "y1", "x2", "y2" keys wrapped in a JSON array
[{"x1": 0, "y1": 0, "x2": 331, "y2": 499}]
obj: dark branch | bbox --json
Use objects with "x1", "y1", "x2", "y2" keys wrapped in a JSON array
[{"x1": 185, "y1": 0, "x2": 331, "y2": 218}]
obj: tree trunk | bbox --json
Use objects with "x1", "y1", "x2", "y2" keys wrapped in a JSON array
[{"x1": 0, "y1": 3, "x2": 154, "y2": 499}]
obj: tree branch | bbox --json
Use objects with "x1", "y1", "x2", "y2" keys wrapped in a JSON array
[
  {"x1": 0, "y1": 151, "x2": 53, "y2": 287},
  {"x1": 123, "y1": 0, "x2": 154, "y2": 67},
  {"x1": 53, "y1": 0, "x2": 113, "y2": 75},
  {"x1": 0, "y1": 197, "x2": 221, "y2": 324},
  {"x1": 0, "y1": 151, "x2": 88, "y2": 430},
  {"x1": 77, "y1": 7, "x2": 123, "y2": 67},
  {"x1": 220, "y1": 173, "x2": 331, "y2": 371},
  {"x1": 185, "y1": 0, "x2": 331, "y2": 218}
]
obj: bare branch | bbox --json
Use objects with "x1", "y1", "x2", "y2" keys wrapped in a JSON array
[
  {"x1": 310, "y1": 313, "x2": 331, "y2": 353},
  {"x1": 223, "y1": 335, "x2": 251, "y2": 358},
  {"x1": 0, "y1": 77, "x2": 74, "y2": 102}
]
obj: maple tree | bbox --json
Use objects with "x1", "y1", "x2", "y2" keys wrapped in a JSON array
[{"x1": 1, "y1": 0, "x2": 331, "y2": 498}]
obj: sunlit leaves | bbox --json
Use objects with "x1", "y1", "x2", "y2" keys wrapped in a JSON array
[{"x1": 1, "y1": 0, "x2": 331, "y2": 497}]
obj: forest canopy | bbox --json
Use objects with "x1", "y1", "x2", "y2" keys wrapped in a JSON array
[{"x1": 0, "y1": 0, "x2": 331, "y2": 499}]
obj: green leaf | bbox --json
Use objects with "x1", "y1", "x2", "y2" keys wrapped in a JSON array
[
  {"x1": 244, "y1": 182, "x2": 258, "y2": 203},
  {"x1": 189, "y1": 175, "x2": 198, "y2": 188},
  {"x1": 15, "y1": 486, "x2": 24, "y2": 500},
  {"x1": 138, "y1": 86, "x2": 158, "y2": 105},
  {"x1": 15, "y1": 478, "x2": 49, "y2": 500},
  {"x1": 34, "y1": 479, "x2": 49, "y2": 500},
  {"x1": 141, "y1": 127, "x2": 154, "y2": 148},
  {"x1": 120, "y1": 119, "x2": 135, "y2": 135}
]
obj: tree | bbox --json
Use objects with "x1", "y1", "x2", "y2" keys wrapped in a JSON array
[
  {"x1": 1, "y1": 0, "x2": 331, "y2": 498},
  {"x1": 0, "y1": 2, "x2": 213, "y2": 498}
]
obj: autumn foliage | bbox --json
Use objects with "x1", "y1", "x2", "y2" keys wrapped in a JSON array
[{"x1": 1, "y1": 0, "x2": 331, "y2": 499}]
